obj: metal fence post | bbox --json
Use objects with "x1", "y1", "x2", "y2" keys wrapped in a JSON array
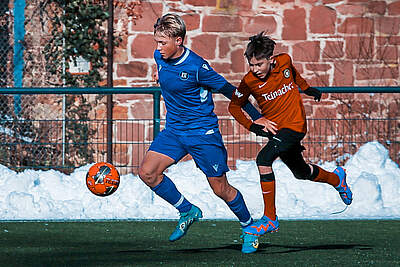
[
  {"x1": 153, "y1": 91, "x2": 161, "y2": 138},
  {"x1": 13, "y1": 0, "x2": 25, "y2": 115},
  {"x1": 106, "y1": 0, "x2": 114, "y2": 164},
  {"x1": 107, "y1": 95, "x2": 113, "y2": 164}
]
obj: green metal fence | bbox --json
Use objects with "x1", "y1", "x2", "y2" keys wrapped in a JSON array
[{"x1": 0, "y1": 87, "x2": 399, "y2": 174}]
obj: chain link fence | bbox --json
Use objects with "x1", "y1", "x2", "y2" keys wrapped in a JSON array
[
  {"x1": 0, "y1": 0, "x2": 110, "y2": 172},
  {"x1": 0, "y1": 1, "x2": 11, "y2": 88},
  {"x1": 0, "y1": 0, "x2": 60, "y2": 112},
  {"x1": 0, "y1": 98, "x2": 399, "y2": 175},
  {"x1": 0, "y1": 93, "x2": 106, "y2": 172}
]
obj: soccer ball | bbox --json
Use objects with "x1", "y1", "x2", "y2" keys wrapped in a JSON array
[{"x1": 86, "y1": 162, "x2": 120, "y2": 197}]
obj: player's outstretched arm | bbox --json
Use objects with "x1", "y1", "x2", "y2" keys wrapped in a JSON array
[
  {"x1": 217, "y1": 82, "x2": 262, "y2": 121},
  {"x1": 197, "y1": 61, "x2": 261, "y2": 120}
]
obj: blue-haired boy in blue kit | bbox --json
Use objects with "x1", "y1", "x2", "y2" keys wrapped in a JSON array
[{"x1": 138, "y1": 13, "x2": 261, "y2": 253}]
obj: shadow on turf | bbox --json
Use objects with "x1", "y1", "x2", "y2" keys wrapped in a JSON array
[{"x1": 167, "y1": 243, "x2": 372, "y2": 254}]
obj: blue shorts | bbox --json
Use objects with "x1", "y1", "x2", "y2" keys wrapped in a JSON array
[{"x1": 149, "y1": 129, "x2": 229, "y2": 177}]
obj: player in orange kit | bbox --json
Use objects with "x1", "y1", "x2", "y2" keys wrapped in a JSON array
[{"x1": 228, "y1": 32, "x2": 353, "y2": 253}]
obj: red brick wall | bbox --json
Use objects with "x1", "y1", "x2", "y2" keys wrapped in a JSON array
[{"x1": 110, "y1": 0, "x2": 400, "y2": 167}]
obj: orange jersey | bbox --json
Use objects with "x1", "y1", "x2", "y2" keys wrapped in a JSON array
[{"x1": 229, "y1": 53, "x2": 310, "y2": 133}]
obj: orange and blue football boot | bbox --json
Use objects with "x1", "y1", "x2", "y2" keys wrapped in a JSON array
[
  {"x1": 241, "y1": 230, "x2": 259, "y2": 254},
  {"x1": 243, "y1": 215, "x2": 279, "y2": 237},
  {"x1": 169, "y1": 205, "x2": 203, "y2": 242},
  {"x1": 241, "y1": 216, "x2": 279, "y2": 253},
  {"x1": 333, "y1": 167, "x2": 353, "y2": 205}
]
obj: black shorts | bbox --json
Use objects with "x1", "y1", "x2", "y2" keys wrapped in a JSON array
[{"x1": 256, "y1": 128, "x2": 305, "y2": 166}]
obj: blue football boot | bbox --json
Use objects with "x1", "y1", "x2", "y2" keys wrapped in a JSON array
[
  {"x1": 169, "y1": 205, "x2": 203, "y2": 242},
  {"x1": 333, "y1": 167, "x2": 353, "y2": 205},
  {"x1": 241, "y1": 230, "x2": 259, "y2": 254}
]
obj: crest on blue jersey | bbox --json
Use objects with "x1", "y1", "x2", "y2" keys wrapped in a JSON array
[{"x1": 180, "y1": 71, "x2": 189, "y2": 80}]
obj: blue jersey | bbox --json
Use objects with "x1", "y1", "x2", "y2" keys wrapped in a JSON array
[{"x1": 155, "y1": 48, "x2": 227, "y2": 134}]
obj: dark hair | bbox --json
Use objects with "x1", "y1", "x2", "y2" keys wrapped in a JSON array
[{"x1": 244, "y1": 31, "x2": 276, "y2": 60}]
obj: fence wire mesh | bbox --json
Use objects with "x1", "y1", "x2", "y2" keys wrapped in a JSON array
[
  {"x1": 0, "y1": 94, "x2": 399, "y2": 175},
  {"x1": 0, "y1": 93, "x2": 112, "y2": 172},
  {"x1": 1, "y1": 1, "x2": 110, "y2": 171},
  {"x1": 0, "y1": 0, "x2": 11, "y2": 87},
  {"x1": 2, "y1": 0, "x2": 62, "y2": 117}
]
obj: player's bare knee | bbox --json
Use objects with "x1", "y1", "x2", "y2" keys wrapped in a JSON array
[
  {"x1": 209, "y1": 180, "x2": 226, "y2": 198},
  {"x1": 214, "y1": 186, "x2": 236, "y2": 202},
  {"x1": 211, "y1": 186, "x2": 224, "y2": 198},
  {"x1": 209, "y1": 178, "x2": 233, "y2": 200},
  {"x1": 138, "y1": 167, "x2": 158, "y2": 186}
]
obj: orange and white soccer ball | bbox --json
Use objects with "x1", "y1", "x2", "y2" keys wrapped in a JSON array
[{"x1": 86, "y1": 162, "x2": 120, "y2": 197}]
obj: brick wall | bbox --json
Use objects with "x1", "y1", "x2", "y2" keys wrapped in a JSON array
[
  {"x1": 110, "y1": 0, "x2": 400, "y2": 167},
  {"x1": 113, "y1": 0, "x2": 399, "y2": 115}
]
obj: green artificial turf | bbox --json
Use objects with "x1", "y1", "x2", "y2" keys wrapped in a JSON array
[{"x1": 0, "y1": 220, "x2": 399, "y2": 266}]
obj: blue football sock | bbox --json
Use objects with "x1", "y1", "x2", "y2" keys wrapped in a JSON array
[
  {"x1": 226, "y1": 190, "x2": 253, "y2": 227},
  {"x1": 151, "y1": 175, "x2": 192, "y2": 213}
]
